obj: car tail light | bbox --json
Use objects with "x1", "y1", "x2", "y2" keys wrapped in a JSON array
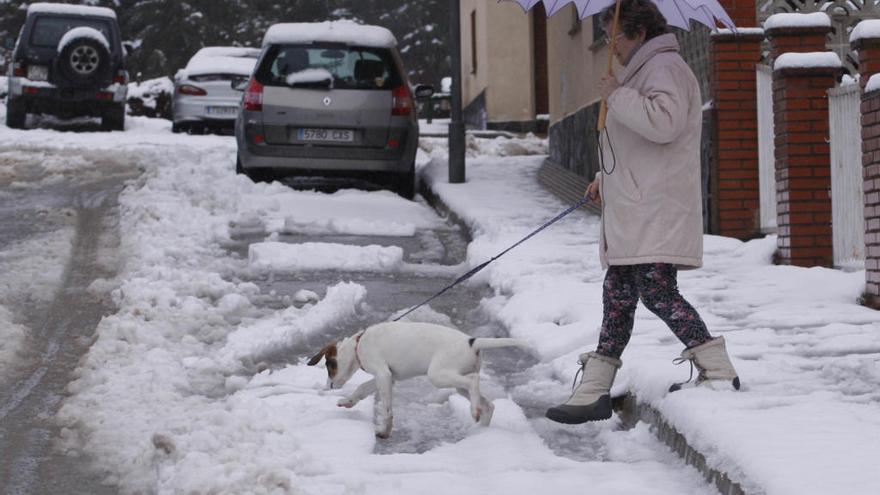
[
  {"x1": 22, "y1": 86, "x2": 39, "y2": 95},
  {"x1": 13, "y1": 63, "x2": 26, "y2": 77},
  {"x1": 243, "y1": 78, "x2": 263, "y2": 111},
  {"x1": 391, "y1": 85, "x2": 413, "y2": 116},
  {"x1": 96, "y1": 91, "x2": 114, "y2": 101},
  {"x1": 179, "y1": 84, "x2": 207, "y2": 96},
  {"x1": 112, "y1": 70, "x2": 128, "y2": 84}
]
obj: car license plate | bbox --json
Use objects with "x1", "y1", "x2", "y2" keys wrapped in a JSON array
[
  {"x1": 206, "y1": 106, "x2": 238, "y2": 116},
  {"x1": 298, "y1": 128, "x2": 354, "y2": 143},
  {"x1": 27, "y1": 65, "x2": 49, "y2": 81}
]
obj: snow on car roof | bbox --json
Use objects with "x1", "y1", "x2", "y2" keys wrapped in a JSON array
[
  {"x1": 192, "y1": 46, "x2": 262, "y2": 59},
  {"x1": 262, "y1": 21, "x2": 397, "y2": 49},
  {"x1": 27, "y1": 2, "x2": 117, "y2": 19},
  {"x1": 182, "y1": 55, "x2": 258, "y2": 78}
]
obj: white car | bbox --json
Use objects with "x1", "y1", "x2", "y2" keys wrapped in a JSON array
[{"x1": 172, "y1": 46, "x2": 260, "y2": 133}]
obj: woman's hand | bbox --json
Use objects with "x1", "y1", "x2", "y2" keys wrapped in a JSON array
[
  {"x1": 598, "y1": 75, "x2": 620, "y2": 100},
  {"x1": 585, "y1": 177, "x2": 601, "y2": 205}
]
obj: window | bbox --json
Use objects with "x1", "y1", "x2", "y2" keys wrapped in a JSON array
[
  {"x1": 256, "y1": 44, "x2": 401, "y2": 90},
  {"x1": 592, "y1": 17, "x2": 605, "y2": 45},
  {"x1": 470, "y1": 10, "x2": 477, "y2": 74},
  {"x1": 30, "y1": 16, "x2": 112, "y2": 48}
]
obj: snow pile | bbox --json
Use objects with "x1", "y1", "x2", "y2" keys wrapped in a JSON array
[
  {"x1": 286, "y1": 68, "x2": 333, "y2": 87},
  {"x1": 774, "y1": 52, "x2": 841, "y2": 71},
  {"x1": 220, "y1": 281, "x2": 366, "y2": 366},
  {"x1": 279, "y1": 189, "x2": 441, "y2": 236},
  {"x1": 263, "y1": 21, "x2": 397, "y2": 48},
  {"x1": 764, "y1": 12, "x2": 830, "y2": 30},
  {"x1": 249, "y1": 241, "x2": 404, "y2": 272},
  {"x1": 850, "y1": 19, "x2": 880, "y2": 43},
  {"x1": 57, "y1": 27, "x2": 110, "y2": 53},
  {"x1": 128, "y1": 76, "x2": 173, "y2": 103}
]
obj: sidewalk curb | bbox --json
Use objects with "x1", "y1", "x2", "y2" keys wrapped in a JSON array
[
  {"x1": 614, "y1": 395, "x2": 749, "y2": 495},
  {"x1": 420, "y1": 159, "x2": 752, "y2": 495}
]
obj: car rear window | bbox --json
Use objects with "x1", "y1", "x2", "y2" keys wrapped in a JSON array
[
  {"x1": 30, "y1": 16, "x2": 113, "y2": 48},
  {"x1": 255, "y1": 43, "x2": 402, "y2": 90}
]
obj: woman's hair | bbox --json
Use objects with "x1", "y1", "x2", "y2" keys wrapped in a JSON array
[{"x1": 599, "y1": 0, "x2": 668, "y2": 41}]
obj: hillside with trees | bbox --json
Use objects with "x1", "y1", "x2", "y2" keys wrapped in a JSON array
[{"x1": 0, "y1": 0, "x2": 449, "y2": 87}]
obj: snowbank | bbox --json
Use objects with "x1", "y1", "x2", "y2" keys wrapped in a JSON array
[{"x1": 249, "y1": 242, "x2": 404, "y2": 272}]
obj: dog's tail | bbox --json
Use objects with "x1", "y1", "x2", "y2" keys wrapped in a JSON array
[{"x1": 469, "y1": 337, "x2": 529, "y2": 352}]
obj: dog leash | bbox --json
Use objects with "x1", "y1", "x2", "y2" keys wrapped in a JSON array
[{"x1": 393, "y1": 196, "x2": 591, "y2": 322}]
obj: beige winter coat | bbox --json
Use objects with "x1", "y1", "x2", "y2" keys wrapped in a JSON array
[{"x1": 598, "y1": 33, "x2": 703, "y2": 269}]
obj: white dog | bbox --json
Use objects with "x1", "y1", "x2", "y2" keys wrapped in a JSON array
[{"x1": 307, "y1": 321, "x2": 528, "y2": 438}]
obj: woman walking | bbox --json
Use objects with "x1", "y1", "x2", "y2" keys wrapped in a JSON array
[{"x1": 546, "y1": 0, "x2": 740, "y2": 425}]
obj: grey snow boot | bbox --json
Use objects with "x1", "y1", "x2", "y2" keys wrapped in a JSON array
[
  {"x1": 546, "y1": 351, "x2": 621, "y2": 424},
  {"x1": 669, "y1": 336, "x2": 741, "y2": 392}
]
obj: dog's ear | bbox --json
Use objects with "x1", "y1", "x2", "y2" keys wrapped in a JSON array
[{"x1": 307, "y1": 345, "x2": 331, "y2": 366}]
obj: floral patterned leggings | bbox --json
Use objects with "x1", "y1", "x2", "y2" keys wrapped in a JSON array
[{"x1": 596, "y1": 263, "x2": 712, "y2": 360}]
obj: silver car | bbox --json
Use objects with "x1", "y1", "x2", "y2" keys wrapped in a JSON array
[
  {"x1": 235, "y1": 22, "x2": 433, "y2": 199},
  {"x1": 172, "y1": 46, "x2": 260, "y2": 133}
]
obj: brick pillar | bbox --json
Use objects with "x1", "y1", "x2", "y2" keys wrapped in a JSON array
[
  {"x1": 710, "y1": 30, "x2": 763, "y2": 238},
  {"x1": 708, "y1": 0, "x2": 761, "y2": 239},
  {"x1": 766, "y1": 14, "x2": 839, "y2": 267},
  {"x1": 852, "y1": 20, "x2": 880, "y2": 308}
]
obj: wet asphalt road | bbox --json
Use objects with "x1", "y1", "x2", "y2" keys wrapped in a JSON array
[{"x1": 0, "y1": 147, "x2": 138, "y2": 494}]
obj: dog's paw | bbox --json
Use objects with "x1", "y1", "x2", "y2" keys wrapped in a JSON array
[
  {"x1": 337, "y1": 398, "x2": 356, "y2": 408},
  {"x1": 479, "y1": 404, "x2": 495, "y2": 427}
]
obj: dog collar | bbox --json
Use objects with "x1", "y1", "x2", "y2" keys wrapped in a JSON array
[{"x1": 354, "y1": 331, "x2": 366, "y2": 371}]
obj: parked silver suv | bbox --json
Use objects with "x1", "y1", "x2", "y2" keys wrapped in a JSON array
[{"x1": 235, "y1": 21, "x2": 433, "y2": 199}]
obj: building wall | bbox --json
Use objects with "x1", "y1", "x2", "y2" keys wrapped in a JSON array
[
  {"x1": 461, "y1": 0, "x2": 535, "y2": 128},
  {"x1": 546, "y1": 7, "x2": 611, "y2": 124}
]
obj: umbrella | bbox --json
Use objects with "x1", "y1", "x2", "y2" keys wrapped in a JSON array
[{"x1": 505, "y1": 0, "x2": 736, "y2": 129}]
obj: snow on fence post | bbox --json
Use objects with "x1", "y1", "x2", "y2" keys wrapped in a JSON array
[
  {"x1": 851, "y1": 20, "x2": 880, "y2": 308},
  {"x1": 766, "y1": 12, "x2": 841, "y2": 268},
  {"x1": 709, "y1": 27, "x2": 764, "y2": 239}
]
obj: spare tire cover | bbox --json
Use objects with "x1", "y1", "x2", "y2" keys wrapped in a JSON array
[{"x1": 57, "y1": 35, "x2": 111, "y2": 87}]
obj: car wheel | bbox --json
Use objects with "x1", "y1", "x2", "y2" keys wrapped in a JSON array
[
  {"x1": 57, "y1": 36, "x2": 111, "y2": 86},
  {"x1": 172, "y1": 122, "x2": 186, "y2": 134},
  {"x1": 5, "y1": 99, "x2": 27, "y2": 129},
  {"x1": 101, "y1": 104, "x2": 125, "y2": 131},
  {"x1": 391, "y1": 171, "x2": 416, "y2": 200}
]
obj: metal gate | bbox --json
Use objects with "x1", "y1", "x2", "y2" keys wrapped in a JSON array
[
  {"x1": 828, "y1": 83, "x2": 866, "y2": 269},
  {"x1": 756, "y1": 65, "x2": 776, "y2": 232}
]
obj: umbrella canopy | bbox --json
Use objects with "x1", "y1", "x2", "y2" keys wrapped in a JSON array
[{"x1": 506, "y1": 0, "x2": 736, "y2": 32}]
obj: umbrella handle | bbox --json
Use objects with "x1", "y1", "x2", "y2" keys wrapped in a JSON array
[
  {"x1": 598, "y1": 99, "x2": 609, "y2": 130},
  {"x1": 597, "y1": 0, "x2": 623, "y2": 131}
]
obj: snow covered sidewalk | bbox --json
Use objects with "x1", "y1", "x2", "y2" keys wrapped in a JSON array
[{"x1": 420, "y1": 150, "x2": 880, "y2": 495}]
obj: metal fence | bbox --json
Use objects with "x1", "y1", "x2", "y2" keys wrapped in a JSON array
[
  {"x1": 828, "y1": 83, "x2": 866, "y2": 269},
  {"x1": 756, "y1": 65, "x2": 777, "y2": 232}
]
